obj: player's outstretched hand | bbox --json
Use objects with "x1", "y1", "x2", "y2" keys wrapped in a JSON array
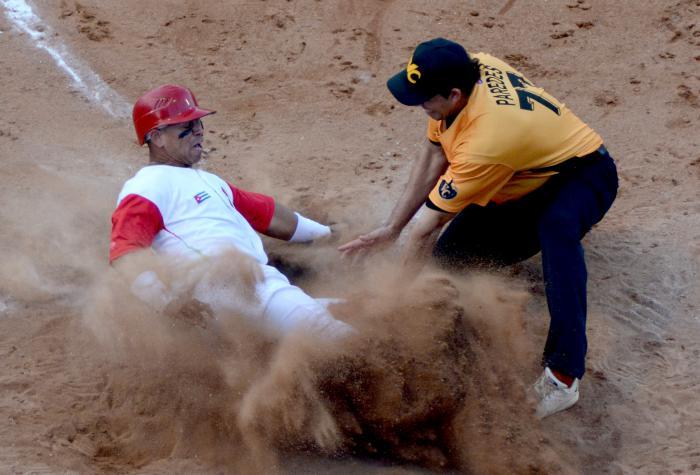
[{"x1": 337, "y1": 225, "x2": 399, "y2": 258}]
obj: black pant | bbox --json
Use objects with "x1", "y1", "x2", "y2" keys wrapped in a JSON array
[{"x1": 433, "y1": 148, "x2": 618, "y2": 378}]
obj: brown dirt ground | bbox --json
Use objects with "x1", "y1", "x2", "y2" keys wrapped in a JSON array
[{"x1": 1, "y1": 0, "x2": 699, "y2": 474}]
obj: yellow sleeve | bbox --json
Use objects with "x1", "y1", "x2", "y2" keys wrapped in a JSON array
[
  {"x1": 426, "y1": 118, "x2": 441, "y2": 143},
  {"x1": 428, "y1": 162, "x2": 514, "y2": 213}
]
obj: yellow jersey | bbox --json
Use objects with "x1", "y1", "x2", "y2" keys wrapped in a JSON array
[{"x1": 427, "y1": 52, "x2": 603, "y2": 213}]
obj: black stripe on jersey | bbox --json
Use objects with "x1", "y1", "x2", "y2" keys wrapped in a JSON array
[{"x1": 426, "y1": 197, "x2": 450, "y2": 213}]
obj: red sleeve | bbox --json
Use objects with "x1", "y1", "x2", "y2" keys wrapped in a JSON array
[
  {"x1": 228, "y1": 184, "x2": 275, "y2": 232},
  {"x1": 109, "y1": 194, "x2": 164, "y2": 263}
]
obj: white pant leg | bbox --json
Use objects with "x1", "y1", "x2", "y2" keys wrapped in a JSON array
[
  {"x1": 257, "y1": 266, "x2": 352, "y2": 337},
  {"x1": 191, "y1": 271, "x2": 259, "y2": 317},
  {"x1": 192, "y1": 263, "x2": 350, "y2": 337}
]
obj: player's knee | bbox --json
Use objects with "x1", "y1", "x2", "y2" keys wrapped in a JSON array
[{"x1": 538, "y1": 209, "x2": 582, "y2": 243}]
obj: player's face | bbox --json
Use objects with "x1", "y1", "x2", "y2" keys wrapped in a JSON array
[
  {"x1": 158, "y1": 119, "x2": 205, "y2": 166},
  {"x1": 421, "y1": 89, "x2": 464, "y2": 121},
  {"x1": 421, "y1": 94, "x2": 452, "y2": 120}
]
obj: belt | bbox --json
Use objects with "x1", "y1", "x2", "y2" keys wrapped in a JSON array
[{"x1": 528, "y1": 145, "x2": 610, "y2": 175}]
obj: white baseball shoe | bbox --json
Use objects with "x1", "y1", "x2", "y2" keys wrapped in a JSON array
[{"x1": 534, "y1": 367, "x2": 579, "y2": 419}]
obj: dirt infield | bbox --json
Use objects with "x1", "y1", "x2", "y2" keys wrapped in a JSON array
[{"x1": 0, "y1": 0, "x2": 699, "y2": 473}]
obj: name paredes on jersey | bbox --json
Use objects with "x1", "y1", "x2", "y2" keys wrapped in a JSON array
[{"x1": 480, "y1": 63, "x2": 516, "y2": 107}]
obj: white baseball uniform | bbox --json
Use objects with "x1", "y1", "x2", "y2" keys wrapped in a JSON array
[{"x1": 110, "y1": 165, "x2": 347, "y2": 336}]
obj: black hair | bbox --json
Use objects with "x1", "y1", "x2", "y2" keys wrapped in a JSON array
[{"x1": 437, "y1": 56, "x2": 481, "y2": 100}]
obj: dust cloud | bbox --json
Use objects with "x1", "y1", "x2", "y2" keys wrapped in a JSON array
[
  {"x1": 0, "y1": 164, "x2": 576, "y2": 474},
  {"x1": 77, "y1": 243, "x2": 575, "y2": 474}
]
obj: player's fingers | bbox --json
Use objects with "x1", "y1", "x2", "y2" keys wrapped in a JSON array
[
  {"x1": 337, "y1": 242, "x2": 352, "y2": 253},
  {"x1": 336, "y1": 239, "x2": 354, "y2": 252},
  {"x1": 359, "y1": 229, "x2": 385, "y2": 241},
  {"x1": 339, "y1": 243, "x2": 369, "y2": 262},
  {"x1": 337, "y1": 238, "x2": 368, "y2": 252},
  {"x1": 338, "y1": 246, "x2": 358, "y2": 260}
]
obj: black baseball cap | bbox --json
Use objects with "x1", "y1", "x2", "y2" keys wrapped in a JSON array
[{"x1": 387, "y1": 38, "x2": 474, "y2": 106}]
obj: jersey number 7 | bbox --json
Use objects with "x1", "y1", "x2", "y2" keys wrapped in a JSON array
[{"x1": 507, "y1": 72, "x2": 561, "y2": 115}]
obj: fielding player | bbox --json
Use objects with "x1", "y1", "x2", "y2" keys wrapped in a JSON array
[
  {"x1": 111, "y1": 84, "x2": 348, "y2": 336},
  {"x1": 339, "y1": 38, "x2": 618, "y2": 418}
]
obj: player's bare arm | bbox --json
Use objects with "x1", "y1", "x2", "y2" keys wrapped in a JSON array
[
  {"x1": 266, "y1": 203, "x2": 332, "y2": 243},
  {"x1": 401, "y1": 205, "x2": 455, "y2": 270},
  {"x1": 265, "y1": 203, "x2": 298, "y2": 240},
  {"x1": 338, "y1": 140, "x2": 447, "y2": 255}
]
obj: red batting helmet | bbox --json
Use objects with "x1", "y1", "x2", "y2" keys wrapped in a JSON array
[{"x1": 132, "y1": 84, "x2": 215, "y2": 145}]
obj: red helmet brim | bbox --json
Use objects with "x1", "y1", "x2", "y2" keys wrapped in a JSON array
[{"x1": 139, "y1": 108, "x2": 215, "y2": 145}]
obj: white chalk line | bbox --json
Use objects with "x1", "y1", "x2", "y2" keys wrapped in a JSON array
[{"x1": 1, "y1": 0, "x2": 130, "y2": 118}]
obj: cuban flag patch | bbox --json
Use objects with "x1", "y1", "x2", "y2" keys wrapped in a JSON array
[{"x1": 194, "y1": 191, "x2": 210, "y2": 204}]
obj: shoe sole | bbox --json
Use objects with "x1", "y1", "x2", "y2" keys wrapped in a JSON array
[{"x1": 536, "y1": 392, "x2": 579, "y2": 419}]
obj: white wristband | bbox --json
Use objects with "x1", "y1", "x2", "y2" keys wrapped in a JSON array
[
  {"x1": 290, "y1": 212, "x2": 331, "y2": 242},
  {"x1": 131, "y1": 270, "x2": 173, "y2": 310}
]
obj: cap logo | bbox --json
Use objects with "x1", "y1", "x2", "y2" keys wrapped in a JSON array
[
  {"x1": 153, "y1": 97, "x2": 171, "y2": 109},
  {"x1": 406, "y1": 54, "x2": 421, "y2": 84}
]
